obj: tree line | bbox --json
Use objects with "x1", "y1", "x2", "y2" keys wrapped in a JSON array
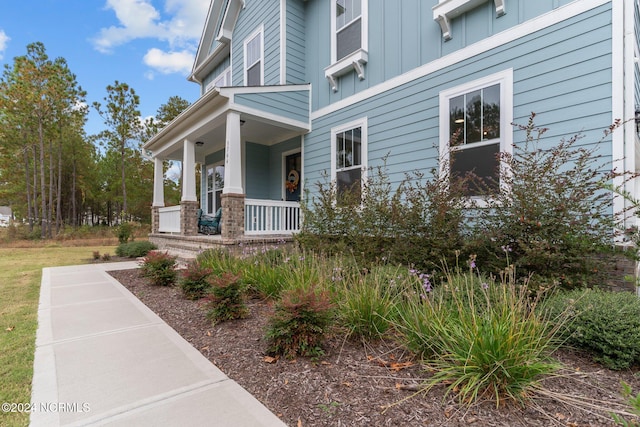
[{"x1": 0, "y1": 42, "x2": 187, "y2": 238}]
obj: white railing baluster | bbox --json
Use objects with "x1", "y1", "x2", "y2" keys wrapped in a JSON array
[{"x1": 245, "y1": 199, "x2": 300, "y2": 235}]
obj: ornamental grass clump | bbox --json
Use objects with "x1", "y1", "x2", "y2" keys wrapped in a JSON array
[
  {"x1": 196, "y1": 248, "x2": 244, "y2": 277},
  {"x1": 203, "y1": 272, "x2": 247, "y2": 324},
  {"x1": 179, "y1": 260, "x2": 212, "y2": 300},
  {"x1": 336, "y1": 264, "x2": 414, "y2": 340},
  {"x1": 140, "y1": 251, "x2": 177, "y2": 286},
  {"x1": 266, "y1": 286, "x2": 334, "y2": 359},
  {"x1": 395, "y1": 261, "x2": 562, "y2": 407}
]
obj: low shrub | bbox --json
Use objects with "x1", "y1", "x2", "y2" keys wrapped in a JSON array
[
  {"x1": 395, "y1": 266, "x2": 561, "y2": 406},
  {"x1": 470, "y1": 114, "x2": 619, "y2": 289},
  {"x1": 101, "y1": 253, "x2": 111, "y2": 261},
  {"x1": 116, "y1": 241, "x2": 156, "y2": 258},
  {"x1": 266, "y1": 286, "x2": 334, "y2": 359},
  {"x1": 297, "y1": 161, "x2": 468, "y2": 273},
  {"x1": 117, "y1": 222, "x2": 134, "y2": 244},
  {"x1": 542, "y1": 288, "x2": 640, "y2": 370},
  {"x1": 179, "y1": 261, "x2": 212, "y2": 300},
  {"x1": 140, "y1": 251, "x2": 177, "y2": 286},
  {"x1": 203, "y1": 273, "x2": 247, "y2": 324},
  {"x1": 92, "y1": 251, "x2": 101, "y2": 260}
]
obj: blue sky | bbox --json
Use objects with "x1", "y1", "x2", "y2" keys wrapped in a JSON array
[{"x1": 0, "y1": 0, "x2": 210, "y2": 137}]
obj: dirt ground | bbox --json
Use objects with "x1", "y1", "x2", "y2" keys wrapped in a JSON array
[{"x1": 109, "y1": 268, "x2": 640, "y2": 427}]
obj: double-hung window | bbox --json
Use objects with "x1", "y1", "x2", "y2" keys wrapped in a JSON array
[
  {"x1": 439, "y1": 70, "x2": 513, "y2": 198},
  {"x1": 244, "y1": 27, "x2": 263, "y2": 86},
  {"x1": 206, "y1": 164, "x2": 225, "y2": 214},
  {"x1": 326, "y1": 0, "x2": 368, "y2": 91},
  {"x1": 335, "y1": 0, "x2": 362, "y2": 61},
  {"x1": 331, "y1": 118, "x2": 368, "y2": 205}
]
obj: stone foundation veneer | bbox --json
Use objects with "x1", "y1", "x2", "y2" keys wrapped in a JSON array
[
  {"x1": 180, "y1": 201, "x2": 199, "y2": 236},
  {"x1": 151, "y1": 206, "x2": 160, "y2": 234},
  {"x1": 221, "y1": 193, "x2": 245, "y2": 240}
]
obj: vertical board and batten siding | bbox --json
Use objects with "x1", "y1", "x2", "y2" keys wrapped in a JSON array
[
  {"x1": 245, "y1": 142, "x2": 271, "y2": 199},
  {"x1": 232, "y1": 0, "x2": 280, "y2": 86},
  {"x1": 204, "y1": 139, "x2": 302, "y2": 202},
  {"x1": 233, "y1": 90, "x2": 310, "y2": 123},
  {"x1": 286, "y1": 0, "x2": 307, "y2": 84},
  {"x1": 304, "y1": 3, "x2": 615, "y2": 201},
  {"x1": 307, "y1": 0, "x2": 601, "y2": 113}
]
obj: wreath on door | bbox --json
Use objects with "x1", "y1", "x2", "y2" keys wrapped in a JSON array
[{"x1": 286, "y1": 169, "x2": 299, "y2": 193}]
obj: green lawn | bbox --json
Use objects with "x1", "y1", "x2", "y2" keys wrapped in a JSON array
[{"x1": 0, "y1": 244, "x2": 117, "y2": 427}]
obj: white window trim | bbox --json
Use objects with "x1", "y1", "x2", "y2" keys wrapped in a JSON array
[
  {"x1": 326, "y1": 0, "x2": 369, "y2": 91},
  {"x1": 205, "y1": 66, "x2": 232, "y2": 92},
  {"x1": 243, "y1": 25, "x2": 264, "y2": 86},
  {"x1": 205, "y1": 161, "x2": 225, "y2": 214},
  {"x1": 331, "y1": 117, "x2": 368, "y2": 198},
  {"x1": 438, "y1": 69, "x2": 513, "y2": 205}
]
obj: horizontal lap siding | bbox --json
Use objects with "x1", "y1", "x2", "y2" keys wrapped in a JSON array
[
  {"x1": 233, "y1": 0, "x2": 280, "y2": 86},
  {"x1": 306, "y1": 4, "x2": 614, "y2": 199},
  {"x1": 203, "y1": 57, "x2": 231, "y2": 90},
  {"x1": 234, "y1": 90, "x2": 309, "y2": 123}
]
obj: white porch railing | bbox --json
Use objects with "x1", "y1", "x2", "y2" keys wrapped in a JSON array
[
  {"x1": 245, "y1": 199, "x2": 301, "y2": 235},
  {"x1": 158, "y1": 205, "x2": 181, "y2": 233}
]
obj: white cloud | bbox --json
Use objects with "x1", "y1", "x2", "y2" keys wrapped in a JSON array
[
  {"x1": 143, "y1": 48, "x2": 194, "y2": 75},
  {"x1": 92, "y1": 0, "x2": 208, "y2": 54},
  {"x1": 0, "y1": 30, "x2": 10, "y2": 60}
]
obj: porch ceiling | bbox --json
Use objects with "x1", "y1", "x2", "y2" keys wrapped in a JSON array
[{"x1": 144, "y1": 84, "x2": 311, "y2": 163}]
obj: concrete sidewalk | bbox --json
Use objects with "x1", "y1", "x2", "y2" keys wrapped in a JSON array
[{"x1": 31, "y1": 262, "x2": 286, "y2": 427}]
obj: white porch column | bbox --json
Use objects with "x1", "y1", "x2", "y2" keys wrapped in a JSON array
[
  {"x1": 152, "y1": 157, "x2": 165, "y2": 207},
  {"x1": 223, "y1": 111, "x2": 244, "y2": 194},
  {"x1": 182, "y1": 139, "x2": 197, "y2": 202}
]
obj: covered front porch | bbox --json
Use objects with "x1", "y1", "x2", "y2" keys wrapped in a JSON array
[{"x1": 143, "y1": 84, "x2": 310, "y2": 249}]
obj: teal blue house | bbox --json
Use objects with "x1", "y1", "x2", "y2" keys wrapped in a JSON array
[{"x1": 144, "y1": 0, "x2": 640, "y2": 247}]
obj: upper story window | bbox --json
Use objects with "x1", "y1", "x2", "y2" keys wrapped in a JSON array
[
  {"x1": 335, "y1": 0, "x2": 362, "y2": 61},
  {"x1": 439, "y1": 70, "x2": 513, "y2": 198},
  {"x1": 244, "y1": 27, "x2": 263, "y2": 86},
  {"x1": 205, "y1": 67, "x2": 231, "y2": 92},
  {"x1": 331, "y1": 118, "x2": 368, "y2": 205},
  {"x1": 326, "y1": 0, "x2": 368, "y2": 91}
]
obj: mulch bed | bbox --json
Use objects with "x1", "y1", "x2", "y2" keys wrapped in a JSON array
[{"x1": 109, "y1": 268, "x2": 640, "y2": 427}]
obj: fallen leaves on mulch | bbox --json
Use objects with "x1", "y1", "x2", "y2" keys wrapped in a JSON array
[{"x1": 110, "y1": 268, "x2": 640, "y2": 426}]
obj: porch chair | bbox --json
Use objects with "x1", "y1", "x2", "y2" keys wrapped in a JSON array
[{"x1": 197, "y1": 208, "x2": 222, "y2": 235}]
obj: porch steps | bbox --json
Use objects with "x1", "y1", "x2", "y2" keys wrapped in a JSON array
[{"x1": 149, "y1": 233, "x2": 296, "y2": 265}]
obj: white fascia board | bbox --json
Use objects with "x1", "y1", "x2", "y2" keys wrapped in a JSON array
[
  {"x1": 229, "y1": 102, "x2": 311, "y2": 132},
  {"x1": 219, "y1": 83, "x2": 311, "y2": 101},
  {"x1": 219, "y1": 0, "x2": 245, "y2": 43},
  {"x1": 144, "y1": 88, "x2": 228, "y2": 152}
]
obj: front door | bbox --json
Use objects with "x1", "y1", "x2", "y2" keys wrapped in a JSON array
[{"x1": 285, "y1": 152, "x2": 301, "y2": 202}]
